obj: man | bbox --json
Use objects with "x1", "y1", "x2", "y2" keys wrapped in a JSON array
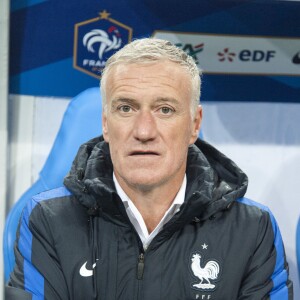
[{"x1": 6, "y1": 38, "x2": 293, "y2": 299}]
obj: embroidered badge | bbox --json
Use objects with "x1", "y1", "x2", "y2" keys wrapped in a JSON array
[{"x1": 191, "y1": 253, "x2": 220, "y2": 290}]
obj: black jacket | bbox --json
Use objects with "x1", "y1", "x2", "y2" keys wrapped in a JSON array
[{"x1": 7, "y1": 137, "x2": 293, "y2": 299}]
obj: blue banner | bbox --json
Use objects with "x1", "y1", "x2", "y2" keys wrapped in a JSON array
[{"x1": 10, "y1": 0, "x2": 300, "y2": 101}]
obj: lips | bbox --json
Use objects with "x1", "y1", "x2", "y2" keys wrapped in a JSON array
[{"x1": 129, "y1": 151, "x2": 159, "y2": 156}]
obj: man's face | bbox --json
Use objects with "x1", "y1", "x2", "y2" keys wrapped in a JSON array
[{"x1": 103, "y1": 61, "x2": 202, "y2": 192}]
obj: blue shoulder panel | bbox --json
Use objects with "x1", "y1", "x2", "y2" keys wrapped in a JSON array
[
  {"x1": 18, "y1": 186, "x2": 71, "y2": 299},
  {"x1": 31, "y1": 186, "x2": 72, "y2": 203},
  {"x1": 237, "y1": 197, "x2": 289, "y2": 300}
]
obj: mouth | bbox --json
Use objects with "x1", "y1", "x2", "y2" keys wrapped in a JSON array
[{"x1": 129, "y1": 151, "x2": 159, "y2": 156}]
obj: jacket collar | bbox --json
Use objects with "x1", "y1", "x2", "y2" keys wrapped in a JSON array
[{"x1": 64, "y1": 136, "x2": 248, "y2": 225}]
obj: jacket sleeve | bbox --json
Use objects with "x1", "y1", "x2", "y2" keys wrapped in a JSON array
[
  {"x1": 238, "y1": 205, "x2": 293, "y2": 300},
  {"x1": 6, "y1": 196, "x2": 70, "y2": 300}
]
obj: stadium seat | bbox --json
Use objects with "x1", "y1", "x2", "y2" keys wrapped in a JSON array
[{"x1": 3, "y1": 87, "x2": 102, "y2": 282}]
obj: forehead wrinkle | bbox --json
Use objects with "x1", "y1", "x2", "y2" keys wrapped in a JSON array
[
  {"x1": 109, "y1": 81, "x2": 182, "y2": 96},
  {"x1": 106, "y1": 63, "x2": 192, "y2": 107},
  {"x1": 108, "y1": 83, "x2": 145, "y2": 97},
  {"x1": 138, "y1": 73, "x2": 175, "y2": 81},
  {"x1": 112, "y1": 69, "x2": 178, "y2": 85},
  {"x1": 109, "y1": 63, "x2": 189, "y2": 88}
]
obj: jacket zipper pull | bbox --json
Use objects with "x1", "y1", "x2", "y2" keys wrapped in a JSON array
[{"x1": 137, "y1": 253, "x2": 145, "y2": 280}]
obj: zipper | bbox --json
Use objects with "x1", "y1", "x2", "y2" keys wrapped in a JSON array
[{"x1": 137, "y1": 253, "x2": 145, "y2": 280}]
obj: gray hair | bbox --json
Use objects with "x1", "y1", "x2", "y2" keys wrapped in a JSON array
[{"x1": 100, "y1": 38, "x2": 202, "y2": 115}]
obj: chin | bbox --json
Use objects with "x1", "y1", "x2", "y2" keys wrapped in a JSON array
[{"x1": 124, "y1": 172, "x2": 166, "y2": 190}]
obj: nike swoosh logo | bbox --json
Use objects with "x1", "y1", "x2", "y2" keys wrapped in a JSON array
[
  {"x1": 79, "y1": 261, "x2": 97, "y2": 277},
  {"x1": 292, "y1": 51, "x2": 300, "y2": 64}
]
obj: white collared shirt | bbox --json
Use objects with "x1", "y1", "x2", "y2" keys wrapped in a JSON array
[{"x1": 113, "y1": 173, "x2": 186, "y2": 250}]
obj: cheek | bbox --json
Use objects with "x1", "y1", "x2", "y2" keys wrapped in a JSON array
[
  {"x1": 172, "y1": 122, "x2": 194, "y2": 145},
  {"x1": 106, "y1": 130, "x2": 126, "y2": 160},
  {"x1": 167, "y1": 131, "x2": 190, "y2": 157},
  {"x1": 103, "y1": 119, "x2": 122, "y2": 143},
  {"x1": 109, "y1": 142, "x2": 122, "y2": 169}
]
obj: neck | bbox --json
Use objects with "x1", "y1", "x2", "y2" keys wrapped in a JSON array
[{"x1": 116, "y1": 174, "x2": 185, "y2": 233}]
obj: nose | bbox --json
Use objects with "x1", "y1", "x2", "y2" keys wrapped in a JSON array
[{"x1": 133, "y1": 111, "x2": 158, "y2": 142}]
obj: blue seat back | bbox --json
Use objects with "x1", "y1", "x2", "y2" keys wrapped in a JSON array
[{"x1": 3, "y1": 87, "x2": 102, "y2": 281}]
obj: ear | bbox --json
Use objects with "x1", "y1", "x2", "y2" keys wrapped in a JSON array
[
  {"x1": 189, "y1": 105, "x2": 202, "y2": 145},
  {"x1": 102, "y1": 113, "x2": 109, "y2": 142}
]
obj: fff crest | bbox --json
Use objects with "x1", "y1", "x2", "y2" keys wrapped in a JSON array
[{"x1": 73, "y1": 10, "x2": 133, "y2": 78}]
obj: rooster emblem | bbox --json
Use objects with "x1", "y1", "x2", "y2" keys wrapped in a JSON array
[
  {"x1": 191, "y1": 253, "x2": 220, "y2": 290},
  {"x1": 83, "y1": 27, "x2": 122, "y2": 60}
]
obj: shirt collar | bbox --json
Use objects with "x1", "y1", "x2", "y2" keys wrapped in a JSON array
[{"x1": 113, "y1": 173, "x2": 186, "y2": 209}]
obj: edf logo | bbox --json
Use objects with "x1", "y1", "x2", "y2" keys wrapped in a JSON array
[
  {"x1": 218, "y1": 48, "x2": 276, "y2": 63},
  {"x1": 239, "y1": 50, "x2": 276, "y2": 62}
]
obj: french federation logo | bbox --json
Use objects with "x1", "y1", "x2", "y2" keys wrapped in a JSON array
[
  {"x1": 74, "y1": 10, "x2": 133, "y2": 78},
  {"x1": 191, "y1": 253, "x2": 220, "y2": 291}
]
